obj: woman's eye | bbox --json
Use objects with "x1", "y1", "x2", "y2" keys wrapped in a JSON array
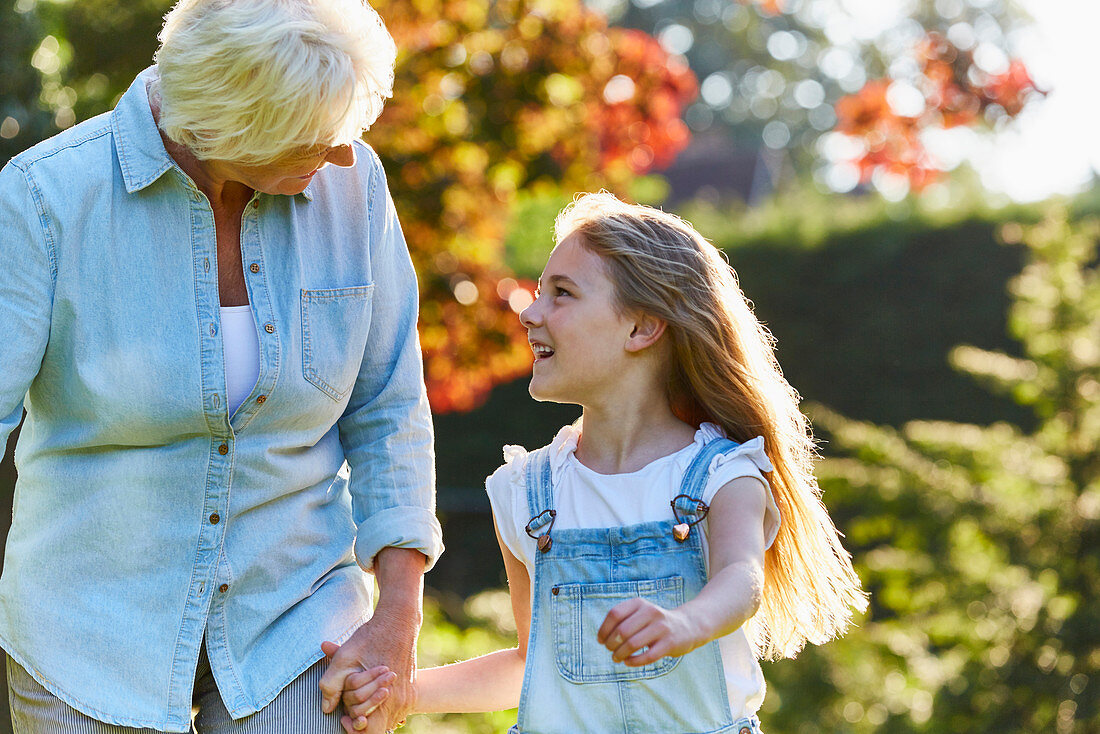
[{"x1": 555, "y1": 288, "x2": 572, "y2": 298}]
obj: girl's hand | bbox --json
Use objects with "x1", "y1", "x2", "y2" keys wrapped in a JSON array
[
  {"x1": 341, "y1": 666, "x2": 397, "y2": 731},
  {"x1": 322, "y1": 640, "x2": 397, "y2": 732},
  {"x1": 597, "y1": 598, "x2": 702, "y2": 667}
]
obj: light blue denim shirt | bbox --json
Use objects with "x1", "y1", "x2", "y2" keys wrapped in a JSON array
[{"x1": 0, "y1": 68, "x2": 443, "y2": 731}]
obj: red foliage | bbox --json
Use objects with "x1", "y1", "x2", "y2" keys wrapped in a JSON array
[
  {"x1": 834, "y1": 80, "x2": 938, "y2": 188},
  {"x1": 834, "y1": 32, "x2": 1043, "y2": 189},
  {"x1": 592, "y1": 29, "x2": 697, "y2": 173}
]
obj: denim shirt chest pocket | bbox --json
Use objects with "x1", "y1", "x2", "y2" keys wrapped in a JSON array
[{"x1": 301, "y1": 284, "x2": 375, "y2": 401}]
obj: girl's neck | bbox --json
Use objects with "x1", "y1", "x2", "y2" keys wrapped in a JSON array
[{"x1": 574, "y1": 398, "x2": 696, "y2": 475}]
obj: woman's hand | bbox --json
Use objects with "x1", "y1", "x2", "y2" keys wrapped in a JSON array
[
  {"x1": 320, "y1": 609, "x2": 418, "y2": 733},
  {"x1": 597, "y1": 598, "x2": 703, "y2": 667},
  {"x1": 319, "y1": 548, "x2": 426, "y2": 733}
]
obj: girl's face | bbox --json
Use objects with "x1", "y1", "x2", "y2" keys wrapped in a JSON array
[{"x1": 520, "y1": 234, "x2": 637, "y2": 405}]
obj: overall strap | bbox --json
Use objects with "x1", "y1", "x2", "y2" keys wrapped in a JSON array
[
  {"x1": 672, "y1": 437, "x2": 740, "y2": 521},
  {"x1": 523, "y1": 445, "x2": 556, "y2": 540}
]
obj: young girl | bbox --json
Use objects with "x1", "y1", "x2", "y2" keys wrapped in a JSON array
[{"x1": 332, "y1": 192, "x2": 867, "y2": 733}]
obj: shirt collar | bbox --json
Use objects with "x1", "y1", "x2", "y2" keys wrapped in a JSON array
[
  {"x1": 110, "y1": 67, "x2": 175, "y2": 194},
  {"x1": 110, "y1": 66, "x2": 315, "y2": 202}
]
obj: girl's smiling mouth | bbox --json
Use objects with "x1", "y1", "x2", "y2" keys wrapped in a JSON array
[{"x1": 531, "y1": 341, "x2": 555, "y2": 361}]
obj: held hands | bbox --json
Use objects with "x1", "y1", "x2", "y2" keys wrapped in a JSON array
[
  {"x1": 320, "y1": 641, "x2": 395, "y2": 731},
  {"x1": 597, "y1": 597, "x2": 703, "y2": 667},
  {"x1": 319, "y1": 608, "x2": 419, "y2": 733}
]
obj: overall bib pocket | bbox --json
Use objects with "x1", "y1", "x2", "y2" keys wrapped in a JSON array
[
  {"x1": 301, "y1": 285, "x2": 375, "y2": 401},
  {"x1": 551, "y1": 575, "x2": 684, "y2": 684}
]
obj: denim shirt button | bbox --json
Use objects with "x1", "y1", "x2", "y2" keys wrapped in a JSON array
[
  {"x1": 739, "y1": 728, "x2": 752, "y2": 734},
  {"x1": 219, "y1": 583, "x2": 229, "y2": 593},
  {"x1": 255, "y1": 395, "x2": 266, "y2": 404},
  {"x1": 209, "y1": 513, "x2": 220, "y2": 525},
  {"x1": 249, "y1": 263, "x2": 260, "y2": 273},
  {"x1": 264, "y1": 323, "x2": 274, "y2": 334},
  {"x1": 217, "y1": 443, "x2": 229, "y2": 455}
]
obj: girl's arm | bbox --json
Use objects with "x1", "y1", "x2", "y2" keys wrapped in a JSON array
[
  {"x1": 597, "y1": 476, "x2": 767, "y2": 666},
  {"x1": 411, "y1": 519, "x2": 532, "y2": 714}
]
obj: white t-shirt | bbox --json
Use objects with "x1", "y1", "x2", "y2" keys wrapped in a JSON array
[{"x1": 485, "y1": 422, "x2": 781, "y2": 720}]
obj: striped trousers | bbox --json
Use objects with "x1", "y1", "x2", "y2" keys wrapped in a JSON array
[{"x1": 6, "y1": 649, "x2": 343, "y2": 734}]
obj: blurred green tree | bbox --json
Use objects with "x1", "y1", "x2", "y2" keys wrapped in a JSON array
[
  {"x1": 766, "y1": 209, "x2": 1098, "y2": 732},
  {"x1": 0, "y1": 0, "x2": 57, "y2": 162}
]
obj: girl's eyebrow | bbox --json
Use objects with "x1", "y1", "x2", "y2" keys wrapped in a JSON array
[{"x1": 546, "y1": 274, "x2": 579, "y2": 288}]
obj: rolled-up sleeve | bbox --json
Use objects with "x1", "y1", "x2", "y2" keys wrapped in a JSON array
[
  {"x1": 337, "y1": 149, "x2": 443, "y2": 572},
  {"x1": 0, "y1": 161, "x2": 55, "y2": 447}
]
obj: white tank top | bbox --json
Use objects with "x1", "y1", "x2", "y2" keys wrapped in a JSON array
[{"x1": 220, "y1": 305, "x2": 260, "y2": 415}]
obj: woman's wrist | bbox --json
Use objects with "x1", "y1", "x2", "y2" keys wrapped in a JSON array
[{"x1": 373, "y1": 547, "x2": 427, "y2": 617}]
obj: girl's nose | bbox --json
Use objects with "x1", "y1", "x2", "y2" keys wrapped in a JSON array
[{"x1": 519, "y1": 298, "x2": 541, "y2": 328}]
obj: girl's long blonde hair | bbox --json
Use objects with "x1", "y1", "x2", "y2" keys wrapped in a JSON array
[{"x1": 556, "y1": 192, "x2": 868, "y2": 660}]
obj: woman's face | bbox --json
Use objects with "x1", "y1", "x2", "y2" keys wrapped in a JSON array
[{"x1": 209, "y1": 143, "x2": 356, "y2": 195}]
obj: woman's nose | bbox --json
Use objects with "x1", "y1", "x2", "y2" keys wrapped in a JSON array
[{"x1": 325, "y1": 144, "x2": 356, "y2": 168}]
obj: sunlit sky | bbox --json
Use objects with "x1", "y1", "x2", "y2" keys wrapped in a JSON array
[
  {"x1": 846, "y1": 0, "x2": 1100, "y2": 202},
  {"x1": 969, "y1": 0, "x2": 1100, "y2": 201}
]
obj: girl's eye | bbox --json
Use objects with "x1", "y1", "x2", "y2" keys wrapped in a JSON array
[{"x1": 554, "y1": 287, "x2": 572, "y2": 298}]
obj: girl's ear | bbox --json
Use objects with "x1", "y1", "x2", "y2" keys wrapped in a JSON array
[{"x1": 625, "y1": 312, "x2": 667, "y2": 352}]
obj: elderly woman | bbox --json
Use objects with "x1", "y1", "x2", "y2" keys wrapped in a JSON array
[{"x1": 0, "y1": 1, "x2": 439, "y2": 732}]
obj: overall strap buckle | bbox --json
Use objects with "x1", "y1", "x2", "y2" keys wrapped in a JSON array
[
  {"x1": 524, "y1": 445, "x2": 557, "y2": 552},
  {"x1": 525, "y1": 509, "x2": 557, "y2": 552},
  {"x1": 669, "y1": 494, "x2": 709, "y2": 542}
]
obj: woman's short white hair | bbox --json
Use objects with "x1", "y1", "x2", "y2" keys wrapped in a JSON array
[{"x1": 153, "y1": 0, "x2": 395, "y2": 165}]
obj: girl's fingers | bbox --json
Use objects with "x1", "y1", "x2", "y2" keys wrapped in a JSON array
[
  {"x1": 622, "y1": 637, "x2": 671, "y2": 667},
  {"x1": 339, "y1": 714, "x2": 357, "y2": 734},
  {"x1": 612, "y1": 624, "x2": 662, "y2": 663},
  {"x1": 597, "y1": 598, "x2": 643, "y2": 644},
  {"x1": 345, "y1": 685, "x2": 391, "y2": 718},
  {"x1": 343, "y1": 668, "x2": 395, "y2": 701},
  {"x1": 606, "y1": 616, "x2": 645, "y2": 656},
  {"x1": 602, "y1": 604, "x2": 658, "y2": 654}
]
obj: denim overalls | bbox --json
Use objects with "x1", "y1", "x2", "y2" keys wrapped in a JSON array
[{"x1": 512, "y1": 437, "x2": 764, "y2": 734}]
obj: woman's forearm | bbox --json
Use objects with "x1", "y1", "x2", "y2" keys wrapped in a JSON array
[{"x1": 414, "y1": 647, "x2": 526, "y2": 714}]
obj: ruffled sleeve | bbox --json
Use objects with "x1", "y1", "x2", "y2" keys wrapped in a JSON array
[
  {"x1": 484, "y1": 444, "x2": 532, "y2": 567},
  {"x1": 697, "y1": 427, "x2": 782, "y2": 550},
  {"x1": 484, "y1": 424, "x2": 580, "y2": 569}
]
